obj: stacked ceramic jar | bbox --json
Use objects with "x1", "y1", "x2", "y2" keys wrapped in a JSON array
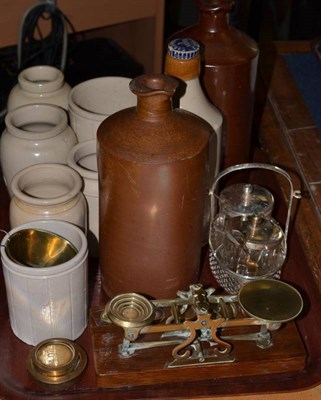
[
  {"x1": 0, "y1": 65, "x2": 89, "y2": 345},
  {"x1": 2, "y1": 64, "x2": 86, "y2": 228}
]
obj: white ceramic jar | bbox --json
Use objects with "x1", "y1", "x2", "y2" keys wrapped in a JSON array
[
  {"x1": 10, "y1": 163, "x2": 87, "y2": 230},
  {"x1": 68, "y1": 76, "x2": 136, "y2": 142},
  {"x1": 165, "y1": 39, "x2": 223, "y2": 176},
  {"x1": 68, "y1": 139, "x2": 98, "y2": 256},
  {"x1": 7, "y1": 65, "x2": 71, "y2": 111},
  {"x1": 165, "y1": 39, "x2": 224, "y2": 245},
  {"x1": 0, "y1": 103, "x2": 77, "y2": 197},
  {"x1": 1, "y1": 219, "x2": 88, "y2": 345}
]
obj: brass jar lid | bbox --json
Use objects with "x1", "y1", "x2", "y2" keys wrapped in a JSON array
[
  {"x1": 6, "y1": 228, "x2": 78, "y2": 268},
  {"x1": 26, "y1": 338, "x2": 87, "y2": 384}
]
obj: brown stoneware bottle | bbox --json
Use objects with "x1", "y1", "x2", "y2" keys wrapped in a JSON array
[
  {"x1": 169, "y1": 0, "x2": 259, "y2": 169},
  {"x1": 97, "y1": 74, "x2": 211, "y2": 299}
]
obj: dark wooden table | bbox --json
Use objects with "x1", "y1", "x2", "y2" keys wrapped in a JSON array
[
  {"x1": 258, "y1": 41, "x2": 321, "y2": 294},
  {"x1": 1, "y1": 41, "x2": 321, "y2": 399}
]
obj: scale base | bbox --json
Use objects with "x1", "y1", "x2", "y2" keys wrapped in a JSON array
[{"x1": 89, "y1": 307, "x2": 306, "y2": 389}]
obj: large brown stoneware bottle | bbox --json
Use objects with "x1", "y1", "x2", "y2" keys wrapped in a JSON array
[
  {"x1": 169, "y1": 0, "x2": 259, "y2": 169},
  {"x1": 97, "y1": 74, "x2": 211, "y2": 299}
]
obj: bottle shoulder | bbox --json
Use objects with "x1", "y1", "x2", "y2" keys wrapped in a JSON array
[
  {"x1": 169, "y1": 26, "x2": 258, "y2": 65},
  {"x1": 98, "y1": 107, "x2": 211, "y2": 163}
]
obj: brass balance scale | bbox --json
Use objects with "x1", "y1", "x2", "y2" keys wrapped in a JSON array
[
  {"x1": 100, "y1": 280, "x2": 303, "y2": 367},
  {"x1": 90, "y1": 163, "x2": 305, "y2": 387}
]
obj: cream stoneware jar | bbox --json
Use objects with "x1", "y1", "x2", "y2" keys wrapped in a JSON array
[
  {"x1": 1, "y1": 219, "x2": 88, "y2": 345},
  {"x1": 68, "y1": 76, "x2": 136, "y2": 142},
  {"x1": 7, "y1": 65, "x2": 71, "y2": 111},
  {"x1": 0, "y1": 103, "x2": 77, "y2": 197},
  {"x1": 10, "y1": 163, "x2": 87, "y2": 230},
  {"x1": 68, "y1": 139, "x2": 98, "y2": 256}
]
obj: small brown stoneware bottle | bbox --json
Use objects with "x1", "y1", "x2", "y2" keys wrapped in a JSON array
[
  {"x1": 169, "y1": 0, "x2": 259, "y2": 169},
  {"x1": 97, "y1": 74, "x2": 211, "y2": 299}
]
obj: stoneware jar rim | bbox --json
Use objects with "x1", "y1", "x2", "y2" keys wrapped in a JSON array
[
  {"x1": 18, "y1": 65, "x2": 64, "y2": 93},
  {"x1": 68, "y1": 76, "x2": 133, "y2": 121},
  {"x1": 5, "y1": 103, "x2": 68, "y2": 140},
  {"x1": 68, "y1": 140, "x2": 98, "y2": 181},
  {"x1": 11, "y1": 163, "x2": 83, "y2": 206}
]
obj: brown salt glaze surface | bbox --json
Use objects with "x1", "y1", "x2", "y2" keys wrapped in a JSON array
[
  {"x1": 97, "y1": 74, "x2": 211, "y2": 299},
  {"x1": 169, "y1": 0, "x2": 259, "y2": 169}
]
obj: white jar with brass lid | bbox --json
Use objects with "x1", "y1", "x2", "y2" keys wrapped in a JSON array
[{"x1": 0, "y1": 219, "x2": 88, "y2": 346}]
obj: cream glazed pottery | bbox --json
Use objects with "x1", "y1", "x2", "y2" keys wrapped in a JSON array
[
  {"x1": 1, "y1": 219, "x2": 88, "y2": 345},
  {"x1": 7, "y1": 65, "x2": 71, "y2": 111},
  {"x1": 9, "y1": 163, "x2": 87, "y2": 230},
  {"x1": 165, "y1": 38, "x2": 223, "y2": 245},
  {"x1": 0, "y1": 103, "x2": 77, "y2": 197},
  {"x1": 68, "y1": 76, "x2": 136, "y2": 142},
  {"x1": 68, "y1": 139, "x2": 99, "y2": 256}
]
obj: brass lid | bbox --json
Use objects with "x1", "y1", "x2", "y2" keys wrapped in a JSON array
[
  {"x1": 26, "y1": 338, "x2": 87, "y2": 384},
  {"x1": 6, "y1": 228, "x2": 78, "y2": 268}
]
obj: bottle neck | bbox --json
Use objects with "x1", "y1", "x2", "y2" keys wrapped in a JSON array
[
  {"x1": 130, "y1": 75, "x2": 177, "y2": 121},
  {"x1": 197, "y1": 7, "x2": 230, "y2": 33},
  {"x1": 136, "y1": 94, "x2": 172, "y2": 121},
  {"x1": 164, "y1": 54, "x2": 200, "y2": 81}
]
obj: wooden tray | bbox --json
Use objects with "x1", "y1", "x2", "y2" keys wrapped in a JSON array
[{"x1": 1, "y1": 41, "x2": 321, "y2": 398}]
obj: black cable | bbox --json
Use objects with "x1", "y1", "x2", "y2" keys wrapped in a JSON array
[
  {"x1": 17, "y1": 2, "x2": 76, "y2": 72},
  {"x1": 0, "y1": 2, "x2": 77, "y2": 125}
]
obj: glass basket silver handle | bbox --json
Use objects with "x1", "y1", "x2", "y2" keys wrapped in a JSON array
[{"x1": 209, "y1": 163, "x2": 302, "y2": 241}]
